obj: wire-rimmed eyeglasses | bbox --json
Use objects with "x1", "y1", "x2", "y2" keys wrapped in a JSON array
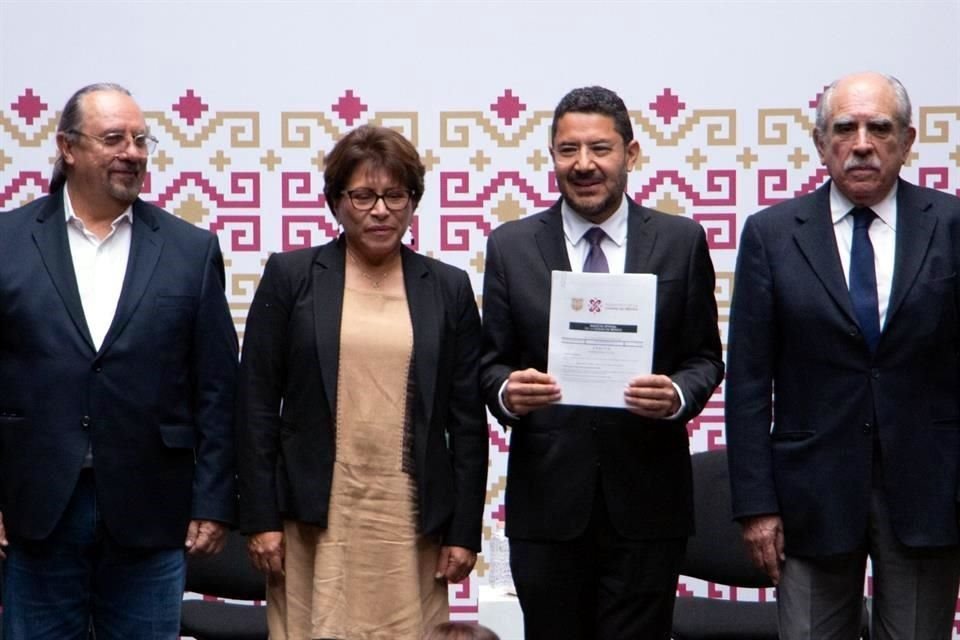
[{"x1": 69, "y1": 129, "x2": 159, "y2": 155}]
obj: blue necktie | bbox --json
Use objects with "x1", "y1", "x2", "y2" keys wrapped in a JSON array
[
  {"x1": 849, "y1": 207, "x2": 881, "y2": 352},
  {"x1": 583, "y1": 227, "x2": 609, "y2": 273}
]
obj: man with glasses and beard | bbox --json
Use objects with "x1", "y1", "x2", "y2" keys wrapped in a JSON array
[
  {"x1": 480, "y1": 86, "x2": 724, "y2": 639},
  {"x1": 0, "y1": 83, "x2": 237, "y2": 639}
]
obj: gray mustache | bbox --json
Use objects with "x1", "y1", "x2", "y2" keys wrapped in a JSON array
[{"x1": 844, "y1": 158, "x2": 881, "y2": 171}]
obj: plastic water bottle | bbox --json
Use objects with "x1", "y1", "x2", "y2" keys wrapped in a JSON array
[{"x1": 488, "y1": 521, "x2": 514, "y2": 593}]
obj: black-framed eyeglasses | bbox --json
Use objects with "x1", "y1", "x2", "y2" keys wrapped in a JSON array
[
  {"x1": 69, "y1": 129, "x2": 159, "y2": 155},
  {"x1": 342, "y1": 188, "x2": 412, "y2": 212}
]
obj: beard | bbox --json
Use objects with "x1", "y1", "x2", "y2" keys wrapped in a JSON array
[
  {"x1": 558, "y1": 168, "x2": 629, "y2": 223},
  {"x1": 107, "y1": 181, "x2": 142, "y2": 203},
  {"x1": 106, "y1": 164, "x2": 145, "y2": 204}
]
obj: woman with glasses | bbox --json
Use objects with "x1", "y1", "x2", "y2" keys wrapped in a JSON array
[{"x1": 237, "y1": 125, "x2": 488, "y2": 639}]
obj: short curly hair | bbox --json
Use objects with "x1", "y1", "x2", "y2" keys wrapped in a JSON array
[
  {"x1": 323, "y1": 125, "x2": 425, "y2": 215},
  {"x1": 551, "y1": 86, "x2": 634, "y2": 146}
]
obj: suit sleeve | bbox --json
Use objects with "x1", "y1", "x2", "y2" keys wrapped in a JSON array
[
  {"x1": 190, "y1": 235, "x2": 240, "y2": 524},
  {"x1": 725, "y1": 215, "x2": 780, "y2": 519},
  {"x1": 479, "y1": 231, "x2": 520, "y2": 427},
  {"x1": 669, "y1": 225, "x2": 725, "y2": 419},
  {"x1": 441, "y1": 270, "x2": 489, "y2": 551},
  {"x1": 236, "y1": 254, "x2": 290, "y2": 533}
]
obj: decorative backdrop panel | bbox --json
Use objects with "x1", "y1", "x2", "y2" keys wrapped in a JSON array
[{"x1": 2, "y1": 0, "x2": 959, "y2": 635}]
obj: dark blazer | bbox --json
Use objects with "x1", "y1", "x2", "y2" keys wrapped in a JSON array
[
  {"x1": 0, "y1": 190, "x2": 238, "y2": 548},
  {"x1": 236, "y1": 237, "x2": 488, "y2": 551},
  {"x1": 480, "y1": 198, "x2": 724, "y2": 541},
  {"x1": 726, "y1": 179, "x2": 960, "y2": 556}
]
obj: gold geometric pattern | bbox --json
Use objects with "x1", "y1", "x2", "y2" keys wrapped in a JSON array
[
  {"x1": 440, "y1": 111, "x2": 553, "y2": 147},
  {"x1": 145, "y1": 111, "x2": 260, "y2": 147},
  {"x1": 0, "y1": 111, "x2": 60, "y2": 146},
  {"x1": 758, "y1": 108, "x2": 814, "y2": 144},
  {"x1": 634, "y1": 109, "x2": 737, "y2": 146},
  {"x1": 491, "y1": 194, "x2": 525, "y2": 224}
]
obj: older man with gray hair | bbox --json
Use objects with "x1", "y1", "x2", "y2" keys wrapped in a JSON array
[{"x1": 727, "y1": 71, "x2": 960, "y2": 639}]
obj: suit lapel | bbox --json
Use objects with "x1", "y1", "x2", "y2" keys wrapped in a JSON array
[
  {"x1": 624, "y1": 200, "x2": 655, "y2": 273},
  {"x1": 403, "y1": 249, "x2": 440, "y2": 429},
  {"x1": 534, "y1": 203, "x2": 572, "y2": 272},
  {"x1": 792, "y1": 184, "x2": 857, "y2": 323},
  {"x1": 99, "y1": 201, "x2": 162, "y2": 355},
  {"x1": 31, "y1": 191, "x2": 96, "y2": 352},
  {"x1": 548, "y1": 198, "x2": 654, "y2": 273},
  {"x1": 886, "y1": 180, "x2": 936, "y2": 329},
  {"x1": 312, "y1": 240, "x2": 345, "y2": 418}
]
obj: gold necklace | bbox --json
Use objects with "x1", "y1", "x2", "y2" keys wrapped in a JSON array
[{"x1": 347, "y1": 249, "x2": 398, "y2": 289}]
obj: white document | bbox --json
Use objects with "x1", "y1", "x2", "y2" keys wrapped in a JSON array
[{"x1": 547, "y1": 271, "x2": 657, "y2": 408}]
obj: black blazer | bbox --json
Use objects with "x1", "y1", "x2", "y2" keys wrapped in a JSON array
[
  {"x1": 237, "y1": 238, "x2": 488, "y2": 551},
  {"x1": 480, "y1": 198, "x2": 724, "y2": 541},
  {"x1": 0, "y1": 190, "x2": 238, "y2": 547},
  {"x1": 726, "y1": 179, "x2": 960, "y2": 556}
]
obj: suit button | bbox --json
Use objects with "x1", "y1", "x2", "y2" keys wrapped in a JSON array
[
  {"x1": 81, "y1": 416, "x2": 91, "y2": 429},
  {"x1": 93, "y1": 363, "x2": 103, "y2": 373},
  {"x1": 863, "y1": 422, "x2": 872, "y2": 435},
  {"x1": 871, "y1": 369, "x2": 880, "y2": 380},
  {"x1": 849, "y1": 326, "x2": 859, "y2": 337}
]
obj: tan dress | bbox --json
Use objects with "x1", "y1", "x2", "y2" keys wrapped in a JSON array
[{"x1": 266, "y1": 286, "x2": 449, "y2": 640}]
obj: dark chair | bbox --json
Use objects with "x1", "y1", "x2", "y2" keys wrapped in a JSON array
[
  {"x1": 672, "y1": 448, "x2": 778, "y2": 640},
  {"x1": 672, "y1": 448, "x2": 869, "y2": 639},
  {"x1": 180, "y1": 529, "x2": 268, "y2": 640}
]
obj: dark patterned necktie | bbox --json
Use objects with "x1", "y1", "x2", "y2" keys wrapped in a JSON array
[
  {"x1": 582, "y1": 227, "x2": 610, "y2": 273},
  {"x1": 849, "y1": 207, "x2": 880, "y2": 352}
]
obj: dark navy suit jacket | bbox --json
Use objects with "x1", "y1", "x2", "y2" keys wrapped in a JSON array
[
  {"x1": 0, "y1": 189, "x2": 238, "y2": 548},
  {"x1": 727, "y1": 179, "x2": 960, "y2": 556}
]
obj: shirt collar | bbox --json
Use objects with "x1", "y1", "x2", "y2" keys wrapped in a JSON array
[
  {"x1": 561, "y1": 194, "x2": 629, "y2": 247},
  {"x1": 829, "y1": 181, "x2": 898, "y2": 231},
  {"x1": 63, "y1": 184, "x2": 134, "y2": 231}
]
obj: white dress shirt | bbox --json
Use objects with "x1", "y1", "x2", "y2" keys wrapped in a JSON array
[
  {"x1": 64, "y1": 186, "x2": 133, "y2": 350},
  {"x1": 561, "y1": 196, "x2": 629, "y2": 274},
  {"x1": 830, "y1": 183, "x2": 897, "y2": 330}
]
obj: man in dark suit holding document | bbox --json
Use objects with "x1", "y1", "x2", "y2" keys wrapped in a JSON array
[{"x1": 480, "y1": 85, "x2": 724, "y2": 639}]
